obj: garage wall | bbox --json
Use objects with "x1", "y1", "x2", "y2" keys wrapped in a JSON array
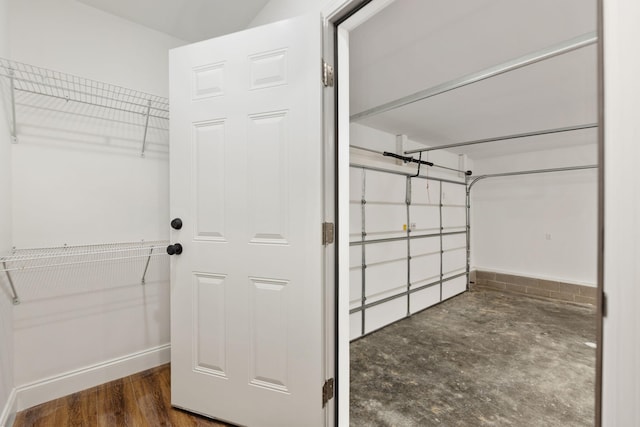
[
  {"x1": 0, "y1": 0, "x2": 15, "y2": 423},
  {"x1": 471, "y1": 143, "x2": 597, "y2": 286},
  {"x1": 349, "y1": 124, "x2": 467, "y2": 340},
  {"x1": 5, "y1": 0, "x2": 186, "y2": 410}
]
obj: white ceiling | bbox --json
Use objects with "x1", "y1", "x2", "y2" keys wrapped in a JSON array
[
  {"x1": 77, "y1": 0, "x2": 598, "y2": 159},
  {"x1": 348, "y1": 0, "x2": 598, "y2": 159},
  {"x1": 77, "y1": 0, "x2": 270, "y2": 42}
]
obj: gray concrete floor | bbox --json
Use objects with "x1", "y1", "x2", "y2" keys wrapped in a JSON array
[{"x1": 350, "y1": 288, "x2": 596, "y2": 426}]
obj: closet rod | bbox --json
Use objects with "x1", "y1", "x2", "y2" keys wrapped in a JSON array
[
  {"x1": 350, "y1": 31, "x2": 597, "y2": 122},
  {"x1": 468, "y1": 164, "x2": 598, "y2": 190},
  {"x1": 404, "y1": 123, "x2": 598, "y2": 155},
  {"x1": 350, "y1": 145, "x2": 472, "y2": 175}
]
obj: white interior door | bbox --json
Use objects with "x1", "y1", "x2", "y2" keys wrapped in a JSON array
[{"x1": 169, "y1": 15, "x2": 326, "y2": 427}]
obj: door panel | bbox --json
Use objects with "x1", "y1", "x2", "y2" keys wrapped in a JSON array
[{"x1": 169, "y1": 15, "x2": 325, "y2": 427}]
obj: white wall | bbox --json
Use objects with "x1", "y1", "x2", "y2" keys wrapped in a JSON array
[
  {"x1": 8, "y1": 0, "x2": 183, "y2": 96},
  {"x1": 8, "y1": 0, "x2": 185, "y2": 248},
  {"x1": 602, "y1": 0, "x2": 640, "y2": 424},
  {"x1": 249, "y1": 0, "x2": 326, "y2": 27},
  {"x1": 471, "y1": 143, "x2": 598, "y2": 286},
  {"x1": 0, "y1": 0, "x2": 15, "y2": 423},
  {"x1": 5, "y1": 0, "x2": 186, "y2": 410}
]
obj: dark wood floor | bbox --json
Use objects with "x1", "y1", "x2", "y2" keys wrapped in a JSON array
[{"x1": 14, "y1": 364, "x2": 232, "y2": 427}]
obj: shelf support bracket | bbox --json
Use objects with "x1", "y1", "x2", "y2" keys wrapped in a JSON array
[
  {"x1": 141, "y1": 99, "x2": 152, "y2": 157},
  {"x1": 2, "y1": 262, "x2": 20, "y2": 305},
  {"x1": 141, "y1": 247, "x2": 154, "y2": 285},
  {"x1": 9, "y1": 69, "x2": 17, "y2": 143}
]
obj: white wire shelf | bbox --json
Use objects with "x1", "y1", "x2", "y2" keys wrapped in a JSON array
[
  {"x1": 0, "y1": 57, "x2": 169, "y2": 155},
  {"x1": 1, "y1": 240, "x2": 170, "y2": 305},
  {"x1": 1, "y1": 240, "x2": 169, "y2": 272}
]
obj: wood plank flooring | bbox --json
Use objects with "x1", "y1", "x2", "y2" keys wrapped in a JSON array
[{"x1": 13, "y1": 364, "x2": 232, "y2": 427}]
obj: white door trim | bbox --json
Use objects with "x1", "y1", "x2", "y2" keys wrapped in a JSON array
[{"x1": 320, "y1": 2, "x2": 396, "y2": 425}]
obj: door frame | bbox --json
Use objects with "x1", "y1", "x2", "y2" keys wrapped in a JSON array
[
  {"x1": 320, "y1": 1, "x2": 397, "y2": 425},
  {"x1": 322, "y1": 1, "x2": 605, "y2": 426}
]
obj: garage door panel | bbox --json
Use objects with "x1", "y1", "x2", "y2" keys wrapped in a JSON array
[
  {"x1": 350, "y1": 245, "x2": 362, "y2": 268},
  {"x1": 442, "y1": 276, "x2": 466, "y2": 300},
  {"x1": 442, "y1": 206, "x2": 466, "y2": 229},
  {"x1": 442, "y1": 182, "x2": 466, "y2": 205},
  {"x1": 411, "y1": 236, "x2": 440, "y2": 254},
  {"x1": 350, "y1": 312, "x2": 362, "y2": 341},
  {"x1": 350, "y1": 202, "x2": 362, "y2": 241},
  {"x1": 365, "y1": 253, "x2": 407, "y2": 301},
  {"x1": 350, "y1": 267, "x2": 362, "y2": 310},
  {"x1": 366, "y1": 204, "x2": 406, "y2": 239},
  {"x1": 409, "y1": 205, "x2": 440, "y2": 232},
  {"x1": 365, "y1": 297, "x2": 406, "y2": 334},
  {"x1": 366, "y1": 240, "x2": 406, "y2": 264},
  {"x1": 410, "y1": 284, "x2": 440, "y2": 314},
  {"x1": 349, "y1": 169, "x2": 469, "y2": 342},
  {"x1": 367, "y1": 171, "x2": 406, "y2": 203},
  {"x1": 443, "y1": 248, "x2": 466, "y2": 278},
  {"x1": 442, "y1": 233, "x2": 466, "y2": 251},
  {"x1": 350, "y1": 167, "x2": 363, "y2": 200},
  {"x1": 411, "y1": 180, "x2": 440, "y2": 205},
  {"x1": 410, "y1": 253, "x2": 439, "y2": 284},
  {"x1": 365, "y1": 261, "x2": 406, "y2": 302}
]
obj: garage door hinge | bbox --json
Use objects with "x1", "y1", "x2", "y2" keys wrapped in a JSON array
[
  {"x1": 322, "y1": 222, "x2": 335, "y2": 245},
  {"x1": 322, "y1": 60, "x2": 334, "y2": 87},
  {"x1": 322, "y1": 378, "x2": 335, "y2": 407}
]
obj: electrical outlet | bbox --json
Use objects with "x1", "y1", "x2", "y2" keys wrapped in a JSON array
[
  {"x1": 410, "y1": 222, "x2": 416, "y2": 230},
  {"x1": 545, "y1": 233, "x2": 552, "y2": 240}
]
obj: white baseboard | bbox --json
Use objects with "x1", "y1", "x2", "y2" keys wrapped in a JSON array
[
  {"x1": 15, "y1": 343, "x2": 171, "y2": 412},
  {"x1": 0, "y1": 388, "x2": 17, "y2": 427}
]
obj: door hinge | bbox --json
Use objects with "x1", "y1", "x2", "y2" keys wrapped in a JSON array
[
  {"x1": 322, "y1": 222, "x2": 335, "y2": 245},
  {"x1": 602, "y1": 291, "x2": 607, "y2": 317},
  {"x1": 322, "y1": 60, "x2": 334, "y2": 87},
  {"x1": 322, "y1": 378, "x2": 335, "y2": 407}
]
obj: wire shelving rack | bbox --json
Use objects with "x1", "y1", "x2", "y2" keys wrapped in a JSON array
[
  {"x1": 0, "y1": 240, "x2": 170, "y2": 305},
  {"x1": 0, "y1": 57, "x2": 169, "y2": 156}
]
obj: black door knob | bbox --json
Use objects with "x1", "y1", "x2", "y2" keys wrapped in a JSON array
[
  {"x1": 171, "y1": 218, "x2": 183, "y2": 230},
  {"x1": 167, "y1": 243, "x2": 183, "y2": 255}
]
